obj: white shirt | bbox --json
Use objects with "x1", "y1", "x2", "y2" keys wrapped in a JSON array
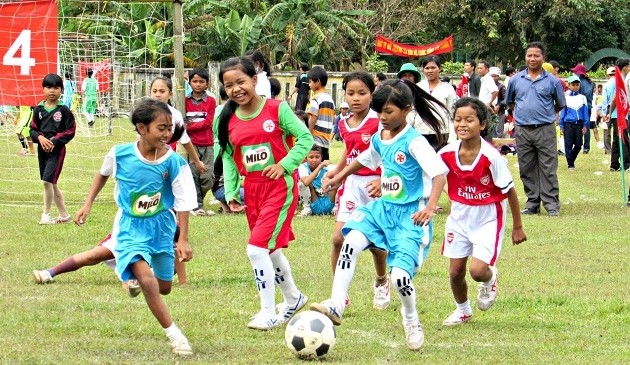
[
  {"x1": 418, "y1": 80, "x2": 458, "y2": 135},
  {"x1": 478, "y1": 73, "x2": 498, "y2": 104},
  {"x1": 255, "y1": 71, "x2": 271, "y2": 98}
]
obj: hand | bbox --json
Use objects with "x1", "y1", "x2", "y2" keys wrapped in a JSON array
[
  {"x1": 604, "y1": 115, "x2": 611, "y2": 123},
  {"x1": 366, "y1": 178, "x2": 381, "y2": 198},
  {"x1": 228, "y1": 200, "x2": 246, "y2": 213},
  {"x1": 176, "y1": 240, "x2": 193, "y2": 262},
  {"x1": 262, "y1": 163, "x2": 285, "y2": 179},
  {"x1": 411, "y1": 207, "x2": 435, "y2": 226},
  {"x1": 74, "y1": 206, "x2": 90, "y2": 226},
  {"x1": 323, "y1": 176, "x2": 342, "y2": 193},
  {"x1": 582, "y1": 127, "x2": 587, "y2": 135},
  {"x1": 324, "y1": 169, "x2": 336, "y2": 179},
  {"x1": 511, "y1": 227, "x2": 527, "y2": 245},
  {"x1": 320, "y1": 160, "x2": 330, "y2": 168},
  {"x1": 194, "y1": 160, "x2": 207, "y2": 174},
  {"x1": 38, "y1": 136, "x2": 54, "y2": 153}
]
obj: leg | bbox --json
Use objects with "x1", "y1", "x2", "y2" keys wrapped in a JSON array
[
  {"x1": 270, "y1": 249, "x2": 307, "y2": 323},
  {"x1": 583, "y1": 122, "x2": 591, "y2": 152},
  {"x1": 330, "y1": 222, "x2": 345, "y2": 274},
  {"x1": 52, "y1": 246, "x2": 114, "y2": 276},
  {"x1": 297, "y1": 182, "x2": 312, "y2": 216},
  {"x1": 52, "y1": 184, "x2": 69, "y2": 218},
  {"x1": 174, "y1": 251, "x2": 187, "y2": 286},
  {"x1": 536, "y1": 125, "x2": 560, "y2": 213},
  {"x1": 448, "y1": 258, "x2": 469, "y2": 304},
  {"x1": 132, "y1": 260, "x2": 173, "y2": 328},
  {"x1": 604, "y1": 125, "x2": 612, "y2": 154},
  {"x1": 470, "y1": 258, "x2": 498, "y2": 311},
  {"x1": 42, "y1": 182, "x2": 54, "y2": 214},
  {"x1": 391, "y1": 266, "x2": 424, "y2": 350},
  {"x1": 371, "y1": 247, "x2": 390, "y2": 310},
  {"x1": 611, "y1": 119, "x2": 621, "y2": 169},
  {"x1": 198, "y1": 147, "x2": 215, "y2": 211},
  {"x1": 515, "y1": 128, "x2": 540, "y2": 211},
  {"x1": 246, "y1": 244, "x2": 278, "y2": 330}
]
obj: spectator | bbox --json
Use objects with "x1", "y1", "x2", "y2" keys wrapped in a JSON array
[
  {"x1": 464, "y1": 60, "x2": 481, "y2": 97},
  {"x1": 290, "y1": 63, "x2": 310, "y2": 111},
  {"x1": 601, "y1": 58, "x2": 630, "y2": 171},
  {"x1": 570, "y1": 64, "x2": 595, "y2": 153},
  {"x1": 374, "y1": 72, "x2": 387, "y2": 89}
]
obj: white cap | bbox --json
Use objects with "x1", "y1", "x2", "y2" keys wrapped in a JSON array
[
  {"x1": 489, "y1": 67, "x2": 501, "y2": 76},
  {"x1": 340, "y1": 102, "x2": 349, "y2": 109},
  {"x1": 607, "y1": 67, "x2": 616, "y2": 75}
]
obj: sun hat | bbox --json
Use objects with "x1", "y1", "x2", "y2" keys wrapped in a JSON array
[
  {"x1": 396, "y1": 63, "x2": 421, "y2": 82},
  {"x1": 570, "y1": 64, "x2": 587, "y2": 76},
  {"x1": 489, "y1": 67, "x2": 501, "y2": 76},
  {"x1": 542, "y1": 63, "x2": 554, "y2": 73}
]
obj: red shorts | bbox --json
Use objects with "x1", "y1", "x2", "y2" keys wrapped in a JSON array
[{"x1": 244, "y1": 173, "x2": 298, "y2": 250}]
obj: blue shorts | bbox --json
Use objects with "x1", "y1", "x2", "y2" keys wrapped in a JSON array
[
  {"x1": 113, "y1": 209, "x2": 177, "y2": 282},
  {"x1": 342, "y1": 199, "x2": 432, "y2": 278},
  {"x1": 311, "y1": 196, "x2": 334, "y2": 215}
]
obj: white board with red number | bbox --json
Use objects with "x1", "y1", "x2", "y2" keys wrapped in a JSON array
[{"x1": 0, "y1": 0, "x2": 58, "y2": 107}]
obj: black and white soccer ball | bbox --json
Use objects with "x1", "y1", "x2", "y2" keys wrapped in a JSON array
[{"x1": 285, "y1": 310, "x2": 336, "y2": 360}]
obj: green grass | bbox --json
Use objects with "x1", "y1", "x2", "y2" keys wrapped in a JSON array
[{"x1": 1, "y1": 125, "x2": 629, "y2": 364}]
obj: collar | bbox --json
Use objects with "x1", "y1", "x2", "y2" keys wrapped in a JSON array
[{"x1": 188, "y1": 92, "x2": 208, "y2": 102}]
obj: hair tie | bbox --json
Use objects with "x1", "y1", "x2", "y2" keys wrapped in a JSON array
[{"x1": 400, "y1": 79, "x2": 405, "y2": 83}]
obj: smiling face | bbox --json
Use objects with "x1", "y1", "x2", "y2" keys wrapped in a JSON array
[
  {"x1": 377, "y1": 102, "x2": 409, "y2": 133},
  {"x1": 222, "y1": 67, "x2": 259, "y2": 108},
  {"x1": 423, "y1": 61, "x2": 441, "y2": 82},
  {"x1": 150, "y1": 79, "x2": 172, "y2": 104},
  {"x1": 525, "y1": 47, "x2": 544, "y2": 72},
  {"x1": 137, "y1": 112, "x2": 173, "y2": 151},
  {"x1": 453, "y1": 105, "x2": 485, "y2": 141},
  {"x1": 344, "y1": 79, "x2": 371, "y2": 115}
]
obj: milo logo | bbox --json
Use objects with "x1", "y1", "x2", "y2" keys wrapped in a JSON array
[
  {"x1": 242, "y1": 143, "x2": 274, "y2": 172},
  {"x1": 381, "y1": 174, "x2": 406, "y2": 201},
  {"x1": 132, "y1": 192, "x2": 162, "y2": 216}
]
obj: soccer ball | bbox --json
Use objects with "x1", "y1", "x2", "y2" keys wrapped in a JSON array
[{"x1": 285, "y1": 310, "x2": 336, "y2": 360}]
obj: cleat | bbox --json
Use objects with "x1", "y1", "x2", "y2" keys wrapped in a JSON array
[
  {"x1": 373, "y1": 276, "x2": 391, "y2": 310},
  {"x1": 39, "y1": 213, "x2": 56, "y2": 225},
  {"x1": 403, "y1": 318, "x2": 425, "y2": 350},
  {"x1": 477, "y1": 266, "x2": 498, "y2": 311},
  {"x1": 171, "y1": 337, "x2": 193, "y2": 356},
  {"x1": 247, "y1": 311, "x2": 279, "y2": 330},
  {"x1": 297, "y1": 207, "x2": 312, "y2": 217},
  {"x1": 442, "y1": 309, "x2": 473, "y2": 326},
  {"x1": 277, "y1": 293, "x2": 308, "y2": 324},
  {"x1": 33, "y1": 269, "x2": 54, "y2": 284},
  {"x1": 126, "y1": 279, "x2": 142, "y2": 298},
  {"x1": 310, "y1": 299, "x2": 342, "y2": 326}
]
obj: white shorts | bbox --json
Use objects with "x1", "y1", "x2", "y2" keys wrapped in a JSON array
[
  {"x1": 336, "y1": 174, "x2": 379, "y2": 223},
  {"x1": 441, "y1": 200, "x2": 507, "y2": 266},
  {"x1": 97, "y1": 233, "x2": 117, "y2": 270}
]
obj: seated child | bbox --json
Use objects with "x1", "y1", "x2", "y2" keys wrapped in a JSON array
[{"x1": 298, "y1": 145, "x2": 337, "y2": 216}]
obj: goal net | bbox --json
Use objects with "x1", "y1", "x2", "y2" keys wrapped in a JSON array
[{"x1": 0, "y1": 0, "x2": 182, "y2": 206}]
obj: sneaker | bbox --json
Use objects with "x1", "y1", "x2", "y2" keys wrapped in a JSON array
[
  {"x1": 402, "y1": 318, "x2": 425, "y2": 350},
  {"x1": 171, "y1": 337, "x2": 193, "y2": 356},
  {"x1": 442, "y1": 309, "x2": 473, "y2": 326},
  {"x1": 373, "y1": 276, "x2": 391, "y2": 310},
  {"x1": 520, "y1": 208, "x2": 539, "y2": 215},
  {"x1": 205, "y1": 209, "x2": 216, "y2": 216},
  {"x1": 247, "y1": 311, "x2": 280, "y2": 330},
  {"x1": 547, "y1": 210, "x2": 559, "y2": 217},
  {"x1": 597, "y1": 141, "x2": 605, "y2": 149},
  {"x1": 583, "y1": 150, "x2": 590, "y2": 154},
  {"x1": 33, "y1": 269, "x2": 54, "y2": 284},
  {"x1": 126, "y1": 279, "x2": 142, "y2": 298},
  {"x1": 190, "y1": 208, "x2": 207, "y2": 216},
  {"x1": 297, "y1": 206, "x2": 312, "y2": 217},
  {"x1": 277, "y1": 293, "x2": 308, "y2": 324},
  {"x1": 88, "y1": 120, "x2": 95, "y2": 127},
  {"x1": 568, "y1": 167, "x2": 575, "y2": 171},
  {"x1": 310, "y1": 299, "x2": 343, "y2": 326},
  {"x1": 477, "y1": 266, "x2": 498, "y2": 311},
  {"x1": 18, "y1": 148, "x2": 28, "y2": 156},
  {"x1": 39, "y1": 213, "x2": 55, "y2": 225},
  {"x1": 55, "y1": 215, "x2": 72, "y2": 224}
]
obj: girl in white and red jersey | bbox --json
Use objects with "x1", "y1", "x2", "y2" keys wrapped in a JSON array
[
  {"x1": 324, "y1": 71, "x2": 390, "y2": 310},
  {"x1": 217, "y1": 56, "x2": 314, "y2": 330},
  {"x1": 438, "y1": 97, "x2": 527, "y2": 326}
]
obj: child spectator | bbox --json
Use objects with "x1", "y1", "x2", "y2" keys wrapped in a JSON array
[
  {"x1": 333, "y1": 102, "x2": 350, "y2": 141},
  {"x1": 30, "y1": 74, "x2": 76, "y2": 225},
  {"x1": 559, "y1": 75, "x2": 589, "y2": 170},
  {"x1": 63, "y1": 72, "x2": 75, "y2": 109},
  {"x1": 297, "y1": 145, "x2": 337, "y2": 216},
  {"x1": 74, "y1": 98, "x2": 197, "y2": 355},
  {"x1": 16, "y1": 106, "x2": 35, "y2": 156},
  {"x1": 289, "y1": 63, "x2": 310, "y2": 111},
  {"x1": 307, "y1": 66, "x2": 335, "y2": 160},
  {"x1": 245, "y1": 49, "x2": 272, "y2": 98},
  {"x1": 374, "y1": 72, "x2": 387, "y2": 89},
  {"x1": 439, "y1": 97, "x2": 526, "y2": 326},
  {"x1": 81, "y1": 68, "x2": 98, "y2": 127},
  {"x1": 217, "y1": 56, "x2": 313, "y2": 330},
  {"x1": 270, "y1": 77, "x2": 282, "y2": 99},
  {"x1": 185, "y1": 68, "x2": 217, "y2": 216}
]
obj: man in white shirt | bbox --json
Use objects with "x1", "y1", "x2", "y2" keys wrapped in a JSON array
[{"x1": 477, "y1": 61, "x2": 498, "y2": 107}]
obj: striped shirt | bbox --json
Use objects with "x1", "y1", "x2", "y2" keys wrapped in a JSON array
[{"x1": 308, "y1": 92, "x2": 335, "y2": 149}]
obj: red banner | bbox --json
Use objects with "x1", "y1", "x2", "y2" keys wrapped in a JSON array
[
  {"x1": 77, "y1": 60, "x2": 111, "y2": 93},
  {"x1": 614, "y1": 65, "x2": 628, "y2": 139},
  {"x1": 0, "y1": 0, "x2": 58, "y2": 107},
  {"x1": 375, "y1": 35, "x2": 454, "y2": 58}
]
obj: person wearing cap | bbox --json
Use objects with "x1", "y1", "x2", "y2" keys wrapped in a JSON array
[
  {"x1": 600, "y1": 58, "x2": 630, "y2": 172},
  {"x1": 332, "y1": 102, "x2": 350, "y2": 141},
  {"x1": 570, "y1": 63, "x2": 595, "y2": 153},
  {"x1": 559, "y1": 75, "x2": 589, "y2": 171},
  {"x1": 505, "y1": 41, "x2": 566, "y2": 217},
  {"x1": 597, "y1": 67, "x2": 616, "y2": 154},
  {"x1": 477, "y1": 61, "x2": 499, "y2": 108},
  {"x1": 396, "y1": 63, "x2": 421, "y2": 84},
  {"x1": 490, "y1": 67, "x2": 508, "y2": 137}
]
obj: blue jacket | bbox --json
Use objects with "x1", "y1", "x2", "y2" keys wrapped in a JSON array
[{"x1": 559, "y1": 91, "x2": 589, "y2": 129}]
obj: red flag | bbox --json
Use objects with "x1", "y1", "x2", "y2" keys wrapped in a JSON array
[{"x1": 614, "y1": 65, "x2": 628, "y2": 139}]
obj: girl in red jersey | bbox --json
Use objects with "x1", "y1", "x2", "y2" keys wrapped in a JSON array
[
  {"x1": 324, "y1": 71, "x2": 390, "y2": 310},
  {"x1": 438, "y1": 97, "x2": 527, "y2": 326},
  {"x1": 216, "y1": 57, "x2": 314, "y2": 330}
]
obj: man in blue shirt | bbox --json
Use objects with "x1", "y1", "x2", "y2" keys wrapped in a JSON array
[
  {"x1": 505, "y1": 42, "x2": 566, "y2": 217},
  {"x1": 600, "y1": 58, "x2": 630, "y2": 172}
]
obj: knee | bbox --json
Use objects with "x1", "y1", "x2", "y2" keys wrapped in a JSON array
[
  {"x1": 159, "y1": 283, "x2": 172, "y2": 295},
  {"x1": 390, "y1": 267, "x2": 412, "y2": 291},
  {"x1": 331, "y1": 231, "x2": 344, "y2": 250},
  {"x1": 449, "y1": 267, "x2": 466, "y2": 283},
  {"x1": 469, "y1": 267, "x2": 488, "y2": 282}
]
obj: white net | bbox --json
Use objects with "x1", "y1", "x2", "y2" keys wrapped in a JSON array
[{"x1": 0, "y1": 1, "x2": 183, "y2": 205}]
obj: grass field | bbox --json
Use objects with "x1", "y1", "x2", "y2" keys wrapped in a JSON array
[{"x1": 1, "y1": 121, "x2": 629, "y2": 364}]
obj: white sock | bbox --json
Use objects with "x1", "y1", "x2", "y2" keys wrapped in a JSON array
[
  {"x1": 484, "y1": 266, "x2": 497, "y2": 286},
  {"x1": 456, "y1": 300, "x2": 472, "y2": 314},
  {"x1": 246, "y1": 245, "x2": 276, "y2": 316},
  {"x1": 330, "y1": 230, "x2": 369, "y2": 312},
  {"x1": 269, "y1": 249, "x2": 300, "y2": 304},
  {"x1": 164, "y1": 323, "x2": 184, "y2": 342},
  {"x1": 298, "y1": 182, "x2": 311, "y2": 208},
  {"x1": 391, "y1": 266, "x2": 417, "y2": 322}
]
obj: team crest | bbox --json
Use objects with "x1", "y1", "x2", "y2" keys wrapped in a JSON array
[
  {"x1": 446, "y1": 232, "x2": 455, "y2": 244},
  {"x1": 262, "y1": 120, "x2": 275, "y2": 132},
  {"x1": 345, "y1": 200, "x2": 356, "y2": 211},
  {"x1": 53, "y1": 111, "x2": 62, "y2": 122},
  {"x1": 361, "y1": 133, "x2": 371, "y2": 144},
  {"x1": 394, "y1": 151, "x2": 406, "y2": 164},
  {"x1": 480, "y1": 175, "x2": 490, "y2": 185}
]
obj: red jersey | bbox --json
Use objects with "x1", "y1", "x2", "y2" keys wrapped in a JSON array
[
  {"x1": 439, "y1": 138, "x2": 514, "y2": 206},
  {"x1": 228, "y1": 98, "x2": 294, "y2": 179},
  {"x1": 185, "y1": 93, "x2": 216, "y2": 147},
  {"x1": 339, "y1": 109, "x2": 381, "y2": 176}
]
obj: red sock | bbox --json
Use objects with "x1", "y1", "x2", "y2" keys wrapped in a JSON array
[{"x1": 49, "y1": 257, "x2": 79, "y2": 277}]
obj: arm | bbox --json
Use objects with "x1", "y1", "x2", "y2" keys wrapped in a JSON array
[
  {"x1": 74, "y1": 173, "x2": 109, "y2": 225},
  {"x1": 276, "y1": 101, "x2": 314, "y2": 173},
  {"x1": 411, "y1": 174, "x2": 446, "y2": 226},
  {"x1": 182, "y1": 141, "x2": 206, "y2": 173},
  {"x1": 307, "y1": 98, "x2": 319, "y2": 134},
  {"x1": 558, "y1": 107, "x2": 566, "y2": 131},
  {"x1": 175, "y1": 211, "x2": 192, "y2": 261},
  {"x1": 222, "y1": 148, "x2": 244, "y2": 212},
  {"x1": 580, "y1": 102, "x2": 590, "y2": 130},
  {"x1": 186, "y1": 97, "x2": 217, "y2": 133},
  {"x1": 322, "y1": 159, "x2": 366, "y2": 192},
  {"x1": 553, "y1": 81, "x2": 566, "y2": 114},
  {"x1": 507, "y1": 187, "x2": 526, "y2": 245},
  {"x1": 52, "y1": 109, "x2": 76, "y2": 146},
  {"x1": 300, "y1": 161, "x2": 329, "y2": 186}
]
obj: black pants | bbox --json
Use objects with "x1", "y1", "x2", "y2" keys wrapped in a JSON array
[
  {"x1": 610, "y1": 118, "x2": 630, "y2": 170},
  {"x1": 563, "y1": 123, "x2": 583, "y2": 168}
]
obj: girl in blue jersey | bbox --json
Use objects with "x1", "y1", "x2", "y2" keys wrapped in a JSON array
[
  {"x1": 74, "y1": 98, "x2": 197, "y2": 356},
  {"x1": 313, "y1": 79, "x2": 449, "y2": 351}
]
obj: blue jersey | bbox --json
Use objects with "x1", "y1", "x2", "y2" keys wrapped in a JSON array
[
  {"x1": 298, "y1": 162, "x2": 329, "y2": 197},
  {"x1": 358, "y1": 125, "x2": 447, "y2": 205},
  {"x1": 100, "y1": 142, "x2": 197, "y2": 217}
]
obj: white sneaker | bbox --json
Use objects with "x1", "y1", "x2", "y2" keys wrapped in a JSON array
[
  {"x1": 310, "y1": 299, "x2": 342, "y2": 326},
  {"x1": 297, "y1": 206, "x2": 312, "y2": 217},
  {"x1": 403, "y1": 318, "x2": 425, "y2": 350},
  {"x1": 171, "y1": 337, "x2": 193, "y2": 356},
  {"x1": 33, "y1": 269, "x2": 54, "y2": 284},
  {"x1": 247, "y1": 311, "x2": 280, "y2": 330},
  {"x1": 373, "y1": 276, "x2": 391, "y2": 310},
  {"x1": 442, "y1": 309, "x2": 473, "y2": 326},
  {"x1": 597, "y1": 141, "x2": 605, "y2": 149},
  {"x1": 477, "y1": 266, "x2": 498, "y2": 311},
  {"x1": 39, "y1": 213, "x2": 55, "y2": 225},
  {"x1": 277, "y1": 293, "x2": 308, "y2": 324},
  {"x1": 126, "y1": 279, "x2": 142, "y2": 298}
]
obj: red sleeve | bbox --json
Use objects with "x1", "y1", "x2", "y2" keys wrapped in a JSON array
[{"x1": 186, "y1": 96, "x2": 216, "y2": 133}]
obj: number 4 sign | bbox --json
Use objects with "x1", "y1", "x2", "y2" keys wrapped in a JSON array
[{"x1": 0, "y1": 1, "x2": 58, "y2": 106}]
